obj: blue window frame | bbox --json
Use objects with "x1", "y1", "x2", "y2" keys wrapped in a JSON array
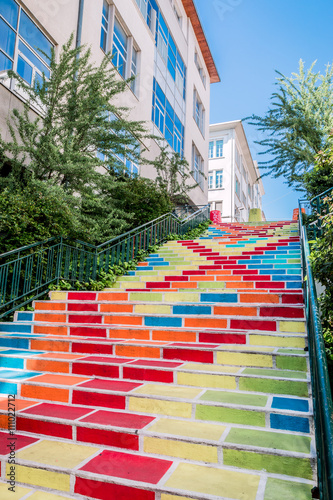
[
  {"x1": 0, "y1": 0, "x2": 52, "y2": 82},
  {"x1": 152, "y1": 78, "x2": 184, "y2": 156}
]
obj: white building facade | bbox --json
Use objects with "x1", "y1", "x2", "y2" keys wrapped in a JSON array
[
  {"x1": 0, "y1": 0, "x2": 219, "y2": 207},
  {"x1": 208, "y1": 121, "x2": 265, "y2": 222}
]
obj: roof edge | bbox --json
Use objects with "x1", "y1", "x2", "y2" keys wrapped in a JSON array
[{"x1": 181, "y1": 0, "x2": 220, "y2": 83}]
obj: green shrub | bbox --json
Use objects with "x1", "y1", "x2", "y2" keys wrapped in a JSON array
[{"x1": 0, "y1": 181, "x2": 83, "y2": 254}]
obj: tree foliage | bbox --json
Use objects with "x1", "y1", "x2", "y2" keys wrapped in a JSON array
[
  {"x1": 304, "y1": 136, "x2": 333, "y2": 198},
  {"x1": 247, "y1": 60, "x2": 333, "y2": 191},
  {"x1": 310, "y1": 195, "x2": 333, "y2": 370},
  {"x1": 1, "y1": 35, "x2": 147, "y2": 193},
  {"x1": 0, "y1": 181, "x2": 83, "y2": 253},
  {"x1": 0, "y1": 36, "x2": 199, "y2": 253},
  {"x1": 152, "y1": 147, "x2": 199, "y2": 204}
]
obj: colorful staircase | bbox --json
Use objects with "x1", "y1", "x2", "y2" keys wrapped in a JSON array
[{"x1": 0, "y1": 221, "x2": 315, "y2": 500}]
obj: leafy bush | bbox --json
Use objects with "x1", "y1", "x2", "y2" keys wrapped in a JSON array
[
  {"x1": 310, "y1": 196, "x2": 333, "y2": 386},
  {"x1": 0, "y1": 181, "x2": 83, "y2": 253},
  {"x1": 111, "y1": 176, "x2": 174, "y2": 228}
]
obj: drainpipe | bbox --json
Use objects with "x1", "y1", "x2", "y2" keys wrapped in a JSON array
[{"x1": 76, "y1": 0, "x2": 85, "y2": 49}]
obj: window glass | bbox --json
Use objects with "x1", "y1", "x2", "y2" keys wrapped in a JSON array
[
  {"x1": 19, "y1": 40, "x2": 50, "y2": 77},
  {"x1": 192, "y1": 145, "x2": 204, "y2": 189},
  {"x1": 215, "y1": 170, "x2": 223, "y2": 189},
  {"x1": 100, "y1": 0, "x2": 109, "y2": 52},
  {"x1": 209, "y1": 141, "x2": 214, "y2": 159},
  {"x1": 152, "y1": 77, "x2": 184, "y2": 156},
  {"x1": 0, "y1": 0, "x2": 18, "y2": 29},
  {"x1": 156, "y1": 10, "x2": 186, "y2": 98},
  {"x1": 112, "y1": 18, "x2": 127, "y2": 79},
  {"x1": 0, "y1": 50, "x2": 12, "y2": 71},
  {"x1": 235, "y1": 177, "x2": 240, "y2": 197},
  {"x1": 216, "y1": 140, "x2": 223, "y2": 157},
  {"x1": 0, "y1": 17, "x2": 15, "y2": 58},
  {"x1": 19, "y1": 10, "x2": 52, "y2": 63},
  {"x1": 17, "y1": 54, "x2": 33, "y2": 83},
  {"x1": 208, "y1": 174, "x2": 213, "y2": 189},
  {"x1": 130, "y1": 48, "x2": 137, "y2": 93}
]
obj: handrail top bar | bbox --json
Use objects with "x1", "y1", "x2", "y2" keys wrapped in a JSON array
[
  {"x1": 0, "y1": 236, "x2": 60, "y2": 259},
  {"x1": 96, "y1": 205, "x2": 208, "y2": 250},
  {"x1": 95, "y1": 212, "x2": 180, "y2": 250},
  {"x1": 310, "y1": 186, "x2": 333, "y2": 204}
]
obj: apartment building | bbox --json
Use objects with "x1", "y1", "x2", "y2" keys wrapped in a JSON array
[
  {"x1": 0, "y1": 0, "x2": 219, "y2": 207},
  {"x1": 208, "y1": 120, "x2": 265, "y2": 222}
]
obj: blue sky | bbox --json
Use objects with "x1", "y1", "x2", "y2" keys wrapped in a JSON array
[{"x1": 195, "y1": 0, "x2": 333, "y2": 220}]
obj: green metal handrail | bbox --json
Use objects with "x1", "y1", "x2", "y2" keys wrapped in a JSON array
[
  {"x1": 308, "y1": 187, "x2": 333, "y2": 238},
  {"x1": 0, "y1": 206, "x2": 210, "y2": 319},
  {"x1": 298, "y1": 199, "x2": 333, "y2": 499}
]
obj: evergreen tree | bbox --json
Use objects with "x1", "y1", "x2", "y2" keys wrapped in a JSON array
[{"x1": 247, "y1": 60, "x2": 333, "y2": 191}]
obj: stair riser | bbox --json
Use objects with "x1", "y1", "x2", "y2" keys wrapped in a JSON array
[
  {"x1": 0, "y1": 351, "x2": 308, "y2": 376},
  {"x1": 0, "y1": 413, "x2": 313, "y2": 471}
]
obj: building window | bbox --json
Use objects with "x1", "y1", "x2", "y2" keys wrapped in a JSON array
[
  {"x1": 248, "y1": 184, "x2": 252, "y2": 200},
  {"x1": 215, "y1": 170, "x2": 223, "y2": 189},
  {"x1": 97, "y1": 114, "x2": 140, "y2": 177},
  {"x1": 100, "y1": 6, "x2": 139, "y2": 93},
  {"x1": 152, "y1": 78, "x2": 184, "y2": 156},
  {"x1": 242, "y1": 191, "x2": 247, "y2": 207},
  {"x1": 135, "y1": 0, "x2": 186, "y2": 99},
  {"x1": 100, "y1": 0, "x2": 109, "y2": 52},
  {"x1": 172, "y1": 2, "x2": 182, "y2": 26},
  {"x1": 208, "y1": 173, "x2": 213, "y2": 189},
  {"x1": 136, "y1": 0, "x2": 148, "y2": 20},
  {"x1": 0, "y1": 0, "x2": 53, "y2": 84},
  {"x1": 193, "y1": 89, "x2": 205, "y2": 136},
  {"x1": 130, "y1": 47, "x2": 138, "y2": 93},
  {"x1": 209, "y1": 141, "x2": 214, "y2": 159},
  {"x1": 194, "y1": 51, "x2": 206, "y2": 86},
  {"x1": 112, "y1": 18, "x2": 128, "y2": 79},
  {"x1": 235, "y1": 176, "x2": 240, "y2": 198},
  {"x1": 192, "y1": 144, "x2": 204, "y2": 189},
  {"x1": 216, "y1": 140, "x2": 223, "y2": 157},
  {"x1": 156, "y1": 11, "x2": 186, "y2": 99},
  {"x1": 209, "y1": 139, "x2": 224, "y2": 159}
]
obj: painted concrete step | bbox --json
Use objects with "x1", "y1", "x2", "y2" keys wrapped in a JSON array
[
  {"x1": 29, "y1": 303, "x2": 306, "y2": 323},
  {"x1": 0, "y1": 343, "x2": 309, "y2": 378},
  {"x1": 0, "y1": 434, "x2": 315, "y2": 500},
  {"x1": 49, "y1": 290, "x2": 304, "y2": 304},
  {"x1": 0, "y1": 400, "x2": 314, "y2": 472},
  {"x1": 45, "y1": 291, "x2": 304, "y2": 306},
  {"x1": 0, "y1": 323, "x2": 307, "y2": 348},
  {"x1": 0, "y1": 382, "x2": 312, "y2": 434},
  {"x1": 0, "y1": 363, "x2": 311, "y2": 403},
  {"x1": 15, "y1": 310, "x2": 306, "y2": 335}
]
